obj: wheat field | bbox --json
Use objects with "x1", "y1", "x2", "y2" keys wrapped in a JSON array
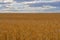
[{"x1": 0, "y1": 13, "x2": 60, "y2": 40}]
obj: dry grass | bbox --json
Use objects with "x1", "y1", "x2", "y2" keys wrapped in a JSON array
[{"x1": 0, "y1": 13, "x2": 60, "y2": 40}]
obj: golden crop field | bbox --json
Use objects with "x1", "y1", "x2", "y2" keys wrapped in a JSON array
[{"x1": 0, "y1": 13, "x2": 60, "y2": 40}]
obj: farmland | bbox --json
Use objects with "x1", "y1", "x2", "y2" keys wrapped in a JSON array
[{"x1": 0, "y1": 13, "x2": 60, "y2": 40}]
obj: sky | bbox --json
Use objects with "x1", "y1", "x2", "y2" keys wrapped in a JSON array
[{"x1": 0, "y1": 0, "x2": 60, "y2": 13}]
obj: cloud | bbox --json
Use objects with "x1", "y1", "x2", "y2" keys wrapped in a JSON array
[
  {"x1": 0, "y1": 0, "x2": 60, "y2": 13},
  {"x1": 29, "y1": 5, "x2": 56, "y2": 11},
  {"x1": 1, "y1": 0, "x2": 13, "y2": 2},
  {"x1": 21, "y1": 1, "x2": 52, "y2": 4},
  {"x1": 27, "y1": 1, "x2": 60, "y2": 8},
  {"x1": 14, "y1": 0, "x2": 34, "y2": 3},
  {"x1": 52, "y1": 0, "x2": 60, "y2": 1},
  {"x1": 40, "y1": 5, "x2": 56, "y2": 10},
  {"x1": 20, "y1": 0, "x2": 60, "y2": 7},
  {"x1": 16, "y1": 0, "x2": 60, "y2": 4},
  {"x1": 0, "y1": 3, "x2": 57, "y2": 13}
]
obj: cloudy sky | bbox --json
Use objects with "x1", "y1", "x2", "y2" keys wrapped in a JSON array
[{"x1": 0, "y1": 0, "x2": 60, "y2": 13}]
